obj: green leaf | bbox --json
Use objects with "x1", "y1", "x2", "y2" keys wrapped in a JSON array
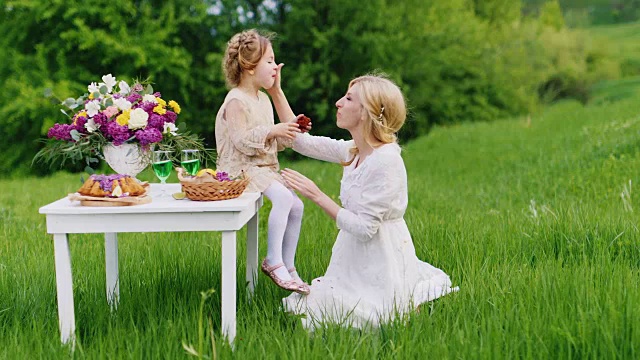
[
  {"x1": 84, "y1": 166, "x2": 95, "y2": 175},
  {"x1": 105, "y1": 98, "x2": 113, "y2": 107},
  {"x1": 70, "y1": 130, "x2": 81, "y2": 141},
  {"x1": 43, "y1": 88, "x2": 53, "y2": 98},
  {"x1": 62, "y1": 98, "x2": 76, "y2": 109},
  {"x1": 145, "y1": 84, "x2": 154, "y2": 95},
  {"x1": 92, "y1": 91, "x2": 100, "y2": 99},
  {"x1": 60, "y1": 109, "x2": 71, "y2": 118},
  {"x1": 99, "y1": 85, "x2": 108, "y2": 95}
]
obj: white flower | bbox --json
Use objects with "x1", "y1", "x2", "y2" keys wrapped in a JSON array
[
  {"x1": 113, "y1": 98, "x2": 132, "y2": 111},
  {"x1": 118, "y1": 80, "x2": 131, "y2": 95},
  {"x1": 163, "y1": 122, "x2": 178, "y2": 135},
  {"x1": 85, "y1": 100, "x2": 101, "y2": 117},
  {"x1": 142, "y1": 94, "x2": 158, "y2": 104},
  {"x1": 87, "y1": 82, "x2": 99, "y2": 94},
  {"x1": 128, "y1": 108, "x2": 149, "y2": 129},
  {"x1": 101, "y1": 74, "x2": 117, "y2": 92},
  {"x1": 85, "y1": 118, "x2": 100, "y2": 133}
]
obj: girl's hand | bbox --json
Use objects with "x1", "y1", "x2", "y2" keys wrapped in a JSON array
[
  {"x1": 267, "y1": 122, "x2": 300, "y2": 140},
  {"x1": 267, "y1": 63, "x2": 285, "y2": 97},
  {"x1": 281, "y1": 168, "x2": 323, "y2": 200}
]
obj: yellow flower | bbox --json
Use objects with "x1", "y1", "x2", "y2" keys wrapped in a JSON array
[
  {"x1": 156, "y1": 98, "x2": 167, "y2": 107},
  {"x1": 88, "y1": 93, "x2": 94, "y2": 100},
  {"x1": 78, "y1": 111, "x2": 87, "y2": 117},
  {"x1": 153, "y1": 105, "x2": 167, "y2": 115},
  {"x1": 116, "y1": 109, "x2": 131, "y2": 126},
  {"x1": 168, "y1": 100, "x2": 181, "y2": 114}
]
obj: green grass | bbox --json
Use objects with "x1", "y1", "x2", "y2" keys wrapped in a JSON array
[{"x1": 1, "y1": 95, "x2": 640, "y2": 358}]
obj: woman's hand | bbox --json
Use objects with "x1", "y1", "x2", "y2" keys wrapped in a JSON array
[
  {"x1": 281, "y1": 168, "x2": 323, "y2": 200},
  {"x1": 282, "y1": 168, "x2": 341, "y2": 219},
  {"x1": 267, "y1": 122, "x2": 300, "y2": 140}
]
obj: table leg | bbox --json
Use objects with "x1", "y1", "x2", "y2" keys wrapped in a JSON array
[
  {"x1": 221, "y1": 231, "x2": 237, "y2": 344},
  {"x1": 53, "y1": 233, "x2": 75, "y2": 345},
  {"x1": 104, "y1": 233, "x2": 119, "y2": 310},
  {"x1": 246, "y1": 211, "x2": 258, "y2": 297}
]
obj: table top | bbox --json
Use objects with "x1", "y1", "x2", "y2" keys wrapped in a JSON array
[{"x1": 39, "y1": 183, "x2": 261, "y2": 215}]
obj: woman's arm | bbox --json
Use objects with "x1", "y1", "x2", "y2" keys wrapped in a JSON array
[{"x1": 283, "y1": 151, "x2": 404, "y2": 242}]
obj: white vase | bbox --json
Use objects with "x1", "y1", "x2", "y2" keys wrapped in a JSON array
[{"x1": 102, "y1": 143, "x2": 150, "y2": 178}]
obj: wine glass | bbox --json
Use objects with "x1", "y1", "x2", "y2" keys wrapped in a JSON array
[
  {"x1": 152, "y1": 150, "x2": 172, "y2": 197},
  {"x1": 181, "y1": 149, "x2": 201, "y2": 176}
]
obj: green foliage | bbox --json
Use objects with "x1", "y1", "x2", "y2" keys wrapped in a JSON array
[
  {"x1": 539, "y1": 0, "x2": 565, "y2": 30},
  {"x1": 587, "y1": 21, "x2": 640, "y2": 77},
  {"x1": 536, "y1": 27, "x2": 622, "y2": 103},
  {"x1": 0, "y1": 0, "x2": 627, "y2": 176}
]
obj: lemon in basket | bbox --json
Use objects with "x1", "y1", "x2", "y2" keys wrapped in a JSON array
[{"x1": 196, "y1": 168, "x2": 217, "y2": 177}]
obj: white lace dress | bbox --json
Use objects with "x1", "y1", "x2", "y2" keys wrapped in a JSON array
[{"x1": 283, "y1": 133, "x2": 458, "y2": 330}]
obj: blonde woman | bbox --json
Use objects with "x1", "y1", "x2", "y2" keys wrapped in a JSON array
[{"x1": 271, "y1": 74, "x2": 458, "y2": 329}]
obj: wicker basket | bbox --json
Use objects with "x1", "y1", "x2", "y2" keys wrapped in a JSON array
[{"x1": 177, "y1": 168, "x2": 249, "y2": 201}]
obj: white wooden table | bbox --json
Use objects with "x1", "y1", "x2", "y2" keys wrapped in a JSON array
[{"x1": 38, "y1": 183, "x2": 262, "y2": 345}]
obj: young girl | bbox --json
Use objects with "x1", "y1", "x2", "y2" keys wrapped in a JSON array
[{"x1": 215, "y1": 29, "x2": 309, "y2": 295}]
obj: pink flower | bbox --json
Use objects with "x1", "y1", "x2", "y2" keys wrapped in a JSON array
[{"x1": 103, "y1": 106, "x2": 119, "y2": 118}]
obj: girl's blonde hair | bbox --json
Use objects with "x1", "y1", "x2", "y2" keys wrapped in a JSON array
[
  {"x1": 222, "y1": 29, "x2": 273, "y2": 88},
  {"x1": 343, "y1": 74, "x2": 407, "y2": 166}
]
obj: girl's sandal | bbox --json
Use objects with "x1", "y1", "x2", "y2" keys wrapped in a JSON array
[
  {"x1": 261, "y1": 259, "x2": 310, "y2": 295},
  {"x1": 288, "y1": 266, "x2": 309, "y2": 286}
]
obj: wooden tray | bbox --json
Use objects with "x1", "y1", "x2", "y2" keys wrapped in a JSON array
[{"x1": 68, "y1": 191, "x2": 151, "y2": 207}]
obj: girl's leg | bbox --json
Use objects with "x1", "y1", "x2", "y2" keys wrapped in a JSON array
[
  {"x1": 262, "y1": 182, "x2": 294, "y2": 282},
  {"x1": 282, "y1": 191, "x2": 304, "y2": 281}
]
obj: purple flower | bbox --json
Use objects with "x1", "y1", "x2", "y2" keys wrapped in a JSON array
[
  {"x1": 153, "y1": 92, "x2": 161, "y2": 98},
  {"x1": 93, "y1": 112, "x2": 108, "y2": 127},
  {"x1": 140, "y1": 102, "x2": 155, "y2": 112},
  {"x1": 163, "y1": 110, "x2": 177, "y2": 123},
  {"x1": 216, "y1": 171, "x2": 231, "y2": 181},
  {"x1": 134, "y1": 128, "x2": 163, "y2": 146},
  {"x1": 74, "y1": 116, "x2": 88, "y2": 133},
  {"x1": 126, "y1": 92, "x2": 142, "y2": 104},
  {"x1": 47, "y1": 123, "x2": 75, "y2": 141},
  {"x1": 132, "y1": 83, "x2": 144, "y2": 92},
  {"x1": 147, "y1": 113, "x2": 164, "y2": 130},
  {"x1": 106, "y1": 122, "x2": 131, "y2": 145}
]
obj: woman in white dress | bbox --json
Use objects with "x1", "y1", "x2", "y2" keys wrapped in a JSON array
[{"x1": 269, "y1": 72, "x2": 458, "y2": 330}]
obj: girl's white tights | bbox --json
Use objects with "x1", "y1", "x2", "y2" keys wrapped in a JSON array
[{"x1": 263, "y1": 181, "x2": 304, "y2": 282}]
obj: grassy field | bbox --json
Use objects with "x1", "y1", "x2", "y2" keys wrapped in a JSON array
[{"x1": 1, "y1": 90, "x2": 639, "y2": 358}]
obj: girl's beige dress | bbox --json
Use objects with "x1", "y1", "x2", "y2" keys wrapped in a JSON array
[{"x1": 214, "y1": 88, "x2": 288, "y2": 192}]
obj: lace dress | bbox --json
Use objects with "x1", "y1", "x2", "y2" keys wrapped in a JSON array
[
  {"x1": 283, "y1": 133, "x2": 458, "y2": 330},
  {"x1": 214, "y1": 88, "x2": 288, "y2": 192}
]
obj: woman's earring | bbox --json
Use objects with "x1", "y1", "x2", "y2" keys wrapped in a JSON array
[{"x1": 249, "y1": 70, "x2": 255, "y2": 75}]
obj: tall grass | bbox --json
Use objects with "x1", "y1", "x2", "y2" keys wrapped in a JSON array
[{"x1": 1, "y1": 95, "x2": 639, "y2": 358}]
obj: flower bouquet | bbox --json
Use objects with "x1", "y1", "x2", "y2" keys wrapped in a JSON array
[{"x1": 34, "y1": 74, "x2": 209, "y2": 175}]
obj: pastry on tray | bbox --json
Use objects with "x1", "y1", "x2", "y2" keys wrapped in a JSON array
[{"x1": 77, "y1": 174, "x2": 146, "y2": 197}]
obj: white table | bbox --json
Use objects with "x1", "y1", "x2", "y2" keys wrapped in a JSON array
[{"x1": 38, "y1": 183, "x2": 263, "y2": 345}]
